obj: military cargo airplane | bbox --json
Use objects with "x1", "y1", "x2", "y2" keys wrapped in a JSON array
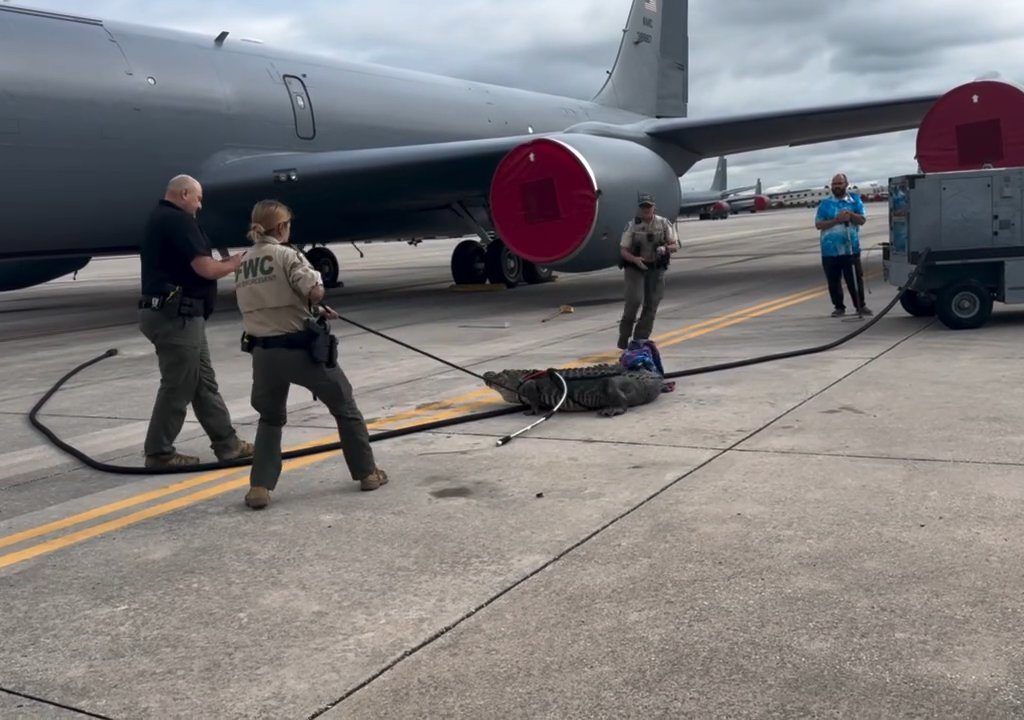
[
  {"x1": 724, "y1": 179, "x2": 770, "y2": 215},
  {"x1": 679, "y1": 157, "x2": 762, "y2": 220},
  {"x1": 0, "y1": 0, "x2": 941, "y2": 291}
]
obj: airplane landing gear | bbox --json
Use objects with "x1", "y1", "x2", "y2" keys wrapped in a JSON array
[
  {"x1": 485, "y1": 239, "x2": 523, "y2": 287},
  {"x1": 449, "y1": 238, "x2": 553, "y2": 287},
  {"x1": 449, "y1": 239, "x2": 552, "y2": 287},
  {"x1": 523, "y1": 262, "x2": 553, "y2": 284},
  {"x1": 451, "y1": 240, "x2": 488, "y2": 284},
  {"x1": 304, "y1": 246, "x2": 343, "y2": 288}
]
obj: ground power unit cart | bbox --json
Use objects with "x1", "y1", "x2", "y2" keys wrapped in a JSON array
[{"x1": 883, "y1": 167, "x2": 1024, "y2": 329}]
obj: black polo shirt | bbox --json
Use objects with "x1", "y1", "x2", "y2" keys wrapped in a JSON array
[{"x1": 140, "y1": 200, "x2": 217, "y2": 313}]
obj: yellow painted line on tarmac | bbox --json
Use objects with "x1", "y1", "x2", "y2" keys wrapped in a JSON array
[
  {"x1": 0, "y1": 405, "x2": 487, "y2": 571},
  {"x1": 0, "y1": 283, "x2": 834, "y2": 570}
]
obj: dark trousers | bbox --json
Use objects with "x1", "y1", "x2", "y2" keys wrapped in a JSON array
[
  {"x1": 618, "y1": 266, "x2": 665, "y2": 349},
  {"x1": 249, "y1": 347, "x2": 376, "y2": 490},
  {"x1": 852, "y1": 252, "x2": 866, "y2": 308},
  {"x1": 821, "y1": 255, "x2": 862, "y2": 311},
  {"x1": 139, "y1": 309, "x2": 239, "y2": 458}
]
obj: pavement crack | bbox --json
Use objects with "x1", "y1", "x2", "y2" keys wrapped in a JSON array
[
  {"x1": 733, "y1": 446, "x2": 1024, "y2": 468},
  {"x1": 0, "y1": 686, "x2": 116, "y2": 719}
]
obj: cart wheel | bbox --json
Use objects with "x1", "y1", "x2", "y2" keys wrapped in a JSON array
[
  {"x1": 899, "y1": 289, "x2": 937, "y2": 317},
  {"x1": 936, "y1": 279, "x2": 993, "y2": 330}
]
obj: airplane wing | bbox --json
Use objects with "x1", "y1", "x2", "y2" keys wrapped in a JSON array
[
  {"x1": 640, "y1": 93, "x2": 941, "y2": 157},
  {"x1": 198, "y1": 135, "x2": 536, "y2": 243},
  {"x1": 201, "y1": 136, "x2": 537, "y2": 211},
  {"x1": 720, "y1": 185, "x2": 757, "y2": 197},
  {"x1": 200, "y1": 93, "x2": 940, "y2": 246}
]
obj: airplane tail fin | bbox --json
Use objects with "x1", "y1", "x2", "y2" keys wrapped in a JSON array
[
  {"x1": 755, "y1": 178, "x2": 762, "y2": 194},
  {"x1": 710, "y1": 157, "x2": 727, "y2": 192},
  {"x1": 593, "y1": 0, "x2": 688, "y2": 118}
]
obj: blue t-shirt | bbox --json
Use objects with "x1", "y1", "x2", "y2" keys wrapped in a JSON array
[{"x1": 815, "y1": 194, "x2": 865, "y2": 257}]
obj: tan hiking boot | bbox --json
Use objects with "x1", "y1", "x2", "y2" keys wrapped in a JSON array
[
  {"x1": 357, "y1": 468, "x2": 388, "y2": 492},
  {"x1": 244, "y1": 486, "x2": 270, "y2": 509},
  {"x1": 218, "y1": 439, "x2": 255, "y2": 462},
  {"x1": 145, "y1": 452, "x2": 200, "y2": 469}
]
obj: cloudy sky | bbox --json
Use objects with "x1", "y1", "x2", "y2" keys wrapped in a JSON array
[{"x1": 11, "y1": 0, "x2": 1024, "y2": 192}]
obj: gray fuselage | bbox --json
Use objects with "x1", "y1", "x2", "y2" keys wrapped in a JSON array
[{"x1": 0, "y1": 7, "x2": 650, "y2": 261}]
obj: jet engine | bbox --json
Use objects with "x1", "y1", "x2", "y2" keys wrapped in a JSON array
[
  {"x1": 489, "y1": 135, "x2": 682, "y2": 273},
  {"x1": 0, "y1": 257, "x2": 91, "y2": 291},
  {"x1": 751, "y1": 195, "x2": 769, "y2": 212}
]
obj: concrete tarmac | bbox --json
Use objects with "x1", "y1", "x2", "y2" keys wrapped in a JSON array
[{"x1": 0, "y1": 207, "x2": 1021, "y2": 719}]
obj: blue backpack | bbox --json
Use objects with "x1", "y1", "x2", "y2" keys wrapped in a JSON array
[{"x1": 619, "y1": 339, "x2": 664, "y2": 375}]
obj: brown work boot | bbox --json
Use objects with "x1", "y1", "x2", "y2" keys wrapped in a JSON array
[
  {"x1": 217, "y1": 439, "x2": 255, "y2": 462},
  {"x1": 357, "y1": 468, "x2": 389, "y2": 492},
  {"x1": 145, "y1": 452, "x2": 200, "y2": 469},
  {"x1": 244, "y1": 486, "x2": 270, "y2": 510}
]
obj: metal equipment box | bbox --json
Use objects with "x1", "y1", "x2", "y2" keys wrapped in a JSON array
[{"x1": 883, "y1": 167, "x2": 1024, "y2": 328}]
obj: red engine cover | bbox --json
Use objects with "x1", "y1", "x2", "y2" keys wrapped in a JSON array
[
  {"x1": 752, "y1": 195, "x2": 768, "y2": 211},
  {"x1": 916, "y1": 80, "x2": 1024, "y2": 172},
  {"x1": 489, "y1": 138, "x2": 598, "y2": 265}
]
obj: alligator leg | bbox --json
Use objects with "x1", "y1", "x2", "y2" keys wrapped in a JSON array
[
  {"x1": 519, "y1": 380, "x2": 543, "y2": 415},
  {"x1": 598, "y1": 378, "x2": 629, "y2": 417}
]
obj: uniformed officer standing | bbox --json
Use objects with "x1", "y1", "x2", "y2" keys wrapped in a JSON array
[
  {"x1": 139, "y1": 174, "x2": 254, "y2": 468},
  {"x1": 617, "y1": 194, "x2": 679, "y2": 350},
  {"x1": 234, "y1": 200, "x2": 388, "y2": 510}
]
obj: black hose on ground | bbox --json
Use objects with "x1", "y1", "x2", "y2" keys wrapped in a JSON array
[
  {"x1": 666, "y1": 249, "x2": 928, "y2": 379},
  {"x1": 28, "y1": 251, "x2": 928, "y2": 474},
  {"x1": 27, "y1": 351, "x2": 525, "y2": 476}
]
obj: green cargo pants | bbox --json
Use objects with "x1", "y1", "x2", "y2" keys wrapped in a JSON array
[
  {"x1": 618, "y1": 265, "x2": 666, "y2": 350},
  {"x1": 249, "y1": 346, "x2": 376, "y2": 490},
  {"x1": 138, "y1": 307, "x2": 241, "y2": 458}
]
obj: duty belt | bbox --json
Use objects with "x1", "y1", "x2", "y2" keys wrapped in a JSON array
[
  {"x1": 138, "y1": 292, "x2": 204, "y2": 317},
  {"x1": 248, "y1": 330, "x2": 310, "y2": 350}
]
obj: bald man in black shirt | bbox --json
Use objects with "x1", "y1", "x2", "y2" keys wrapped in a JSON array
[{"x1": 138, "y1": 175, "x2": 253, "y2": 468}]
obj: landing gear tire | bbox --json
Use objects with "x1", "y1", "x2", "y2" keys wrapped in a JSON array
[
  {"x1": 304, "y1": 246, "x2": 342, "y2": 289},
  {"x1": 899, "y1": 289, "x2": 937, "y2": 317},
  {"x1": 936, "y1": 279, "x2": 992, "y2": 330},
  {"x1": 523, "y1": 262, "x2": 553, "y2": 284},
  {"x1": 485, "y1": 239, "x2": 523, "y2": 287},
  {"x1": 451, "y1": 240, "x2": 487, "y2": 285}
]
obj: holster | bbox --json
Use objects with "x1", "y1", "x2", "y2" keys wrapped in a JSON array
[
  {"x1": 138, "y1": 284, "x2": 181, "y2": 311},
  {"x1": 243, "y1": 318, "x2": 338, "y2": 367},
  {"x1": 176, "y1": 295, "x2": 205, "y2": 318},
  {"x1": 304, "y1": 317, "x2": 338, "y2": 368}
]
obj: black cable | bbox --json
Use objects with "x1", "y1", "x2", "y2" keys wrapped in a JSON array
[
  {"x1": 334, "y1": 313, "x2": 604, "y2": 412},
  {"x1": 28, "y1": 252, "x2": 928, "y2": 475},
  {"x1": 335, "y1": 314, "x2": 493, "y2": 384},
  {"x1": 664, "y1": 249, "x2": 929, "y2": 379},
  {"x1": 28, "y1": 350, "x2": 525, "y2": 475}
]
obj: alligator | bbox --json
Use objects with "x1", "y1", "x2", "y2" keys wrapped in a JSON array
[{"x1": 482, "y1": 363, "x2": 670, "y2": 417}]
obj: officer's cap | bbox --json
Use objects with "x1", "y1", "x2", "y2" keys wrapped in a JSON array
[{"x1": 637, "y1": 193, "x2": 655, "y2": 207}]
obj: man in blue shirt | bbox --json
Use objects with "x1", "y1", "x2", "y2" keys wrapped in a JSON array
[{"x1": 815, "y1": 173, "x2": 871, "y2": 316}]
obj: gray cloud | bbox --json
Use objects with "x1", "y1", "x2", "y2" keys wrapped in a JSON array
[{"x1": 15, "y1": 0, "x2": 1024, "y2": 194}]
